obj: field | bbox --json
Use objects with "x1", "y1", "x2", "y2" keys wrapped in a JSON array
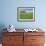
[{"x1": 20, "y1": 11, "x2": 33, "y2": 19}]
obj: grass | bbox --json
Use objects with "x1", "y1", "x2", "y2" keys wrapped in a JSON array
[{"x1": 20, "y1": 11, "x2": 33, "y2": 19}]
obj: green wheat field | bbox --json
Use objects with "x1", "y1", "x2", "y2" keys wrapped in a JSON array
[{"x1": 20, "y1": 11, "x2": 33, "y2": 19}]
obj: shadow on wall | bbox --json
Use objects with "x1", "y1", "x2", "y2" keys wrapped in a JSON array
[{"x1": 0, "y1": 24, "x2": 7, "y2": 43}]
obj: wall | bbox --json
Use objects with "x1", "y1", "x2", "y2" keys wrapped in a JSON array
[{"x1": 0, "y1": 0, "x2": 46, "y2": 30}]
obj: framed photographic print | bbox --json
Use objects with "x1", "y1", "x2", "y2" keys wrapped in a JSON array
[{"x1": 17, "y1": 7, "x2": 35, "y2": 22}]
